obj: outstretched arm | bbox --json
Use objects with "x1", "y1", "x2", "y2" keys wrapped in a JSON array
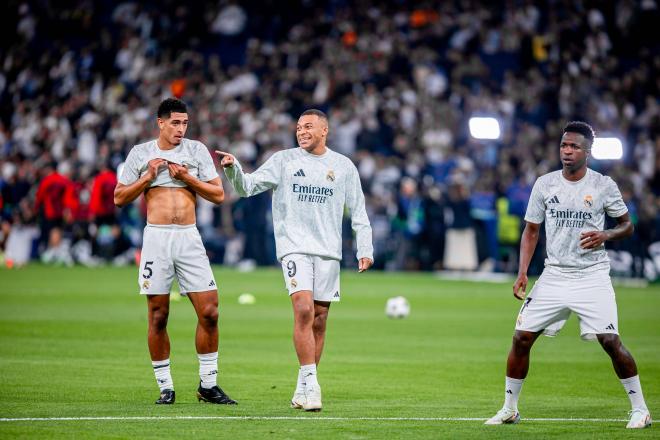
[
  {"x1": 215, "y1": 150, "x2": 280, "y2": 197},
  {"x1": 513, "y1": 221, "x2": 541, "y2": 300}
]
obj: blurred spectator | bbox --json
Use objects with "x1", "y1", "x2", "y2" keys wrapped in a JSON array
[
  {"x1": 41, "y1": 227, "x2": 73, "y2": 266},
  {"x1": 89, "y1": 161, "x2": 118, "y2": 226},
  {"x1": 1, "y1": 159, "x2": 30, "y2": 220},
  {"x1": 393, "y1": 177, "x2": 424, "y2": 270},
  {"x1": 420, "y1": 185, "x2": 446, "y2": 270},
  {"x1": 444, "y1": 175, "x2": 478, "y2": 270},
  {"x1": 34, "y1": 161, "x2": 74, "y2": 249}
]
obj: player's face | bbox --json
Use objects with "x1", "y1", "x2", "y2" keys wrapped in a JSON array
[
  {"x1": 158, "y1": 112, "x2": 188, "y2": 146},
  {"x1": 559, "y1": 132, "x2": 589, "y2": 172},
  {"x1": 296, "y1": 115, "x2": 328, "y2": 153}
]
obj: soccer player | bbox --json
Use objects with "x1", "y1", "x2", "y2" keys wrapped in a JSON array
[
  {"x1": 216, "y1": 109, "x2": 373, "y2": 412},
  {"x1": 485, "y1": 121, "x2": 651, "y2": 429},
  {"x1": 114, "y1": 98, "x2": 237, "y2": 405}
]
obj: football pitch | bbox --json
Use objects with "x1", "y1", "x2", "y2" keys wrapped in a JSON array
[{"x1": 0, "y1": 265, "x2": 658, "y2": 439}]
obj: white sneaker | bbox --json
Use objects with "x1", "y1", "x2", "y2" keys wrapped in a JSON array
[
  {"x1": 302, "y1": 384, "x2": 322, "y2": 412},
  {"x1": 484, "y1": 407, "x2": 521, "y2": 425},
  {"x1": 290, "y1": 391, "x2": 305, "y2": 409},
  {"x1": 626, "y1": 408, "x2": 651, "y2": 429}
]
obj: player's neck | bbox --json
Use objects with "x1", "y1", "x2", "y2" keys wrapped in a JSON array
[
  {"x1": 562, "y1": 165, "x2": 587, "y2": 182},
  {"x1": 157, "y1": 136, "x2": 178, "y2": 151},
  {"x1": 304, "y1": 144, "x2": 328, "y2": 156}
]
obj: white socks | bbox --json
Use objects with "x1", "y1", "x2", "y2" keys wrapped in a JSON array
[
  {"x1": 301, "y1": 364, "x2": 319, "y2": 389},
  {"x1": 153, "y1": 353, "x2": 219, "y2": 391},
  {"x1": 620, "y1": 375, "x2": 648, "y2": 410},
  {"x1": 294, "y1": 367, "x2": 306, "y2": 395},
  {"x1": 504, "y1": 376, "x2": 524, "y2": 411},
  {"x1": 499, "y1": 375, "x2": 647, "y2": 413},
  {"x1": 198, "y1": 352, "x2": 219, "y2": 389},
  {"x1": 152, "y1": 359, "x2": 174, "y2": 392}
]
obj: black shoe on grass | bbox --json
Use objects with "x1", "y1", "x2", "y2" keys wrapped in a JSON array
[
  {"x1": 196, "y1": 383, "x2": 237, "y2": 405},
  {"x1": 155, "y1": 389, "x2": 175, "y2": 404}
]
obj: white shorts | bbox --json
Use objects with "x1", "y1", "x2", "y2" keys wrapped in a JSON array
[
  {"x1": 281, "y1": 254, "x2": 340, "y2": 302},
  {"x1": 515, "y1": 269, "x2": 619, "y2": 340},
  {"x1": 138, "y1": 224, "x2": 217, "y2": 295}
]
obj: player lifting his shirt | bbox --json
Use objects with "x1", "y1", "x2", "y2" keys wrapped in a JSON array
[{"x1": 114, "y1": 98, "x2": 236, "y2": 406}]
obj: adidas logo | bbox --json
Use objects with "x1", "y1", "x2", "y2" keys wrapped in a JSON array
[
  {"x1": 548, "y1": 195, "x2": 560, "y2": 204},
  {"x1": 209, "y1": 280, "x2": 216, "y2": 287},
  {"x1": 605, "y1": 323, "x2": 616, "y2": 330},
  {"x1": 333, "y1": 291, "x2": 340, "y2": 298},
  {"x1": 506, "y1": 389, "x2": 513, "y2": 394},
  {"x1": 294, "y1": 169, "x2": 306, "y2": 177},
  {"x1": 628, "y1": 390, "x2": 637, "y2": 394}
]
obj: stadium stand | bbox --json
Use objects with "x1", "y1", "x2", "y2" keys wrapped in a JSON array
[{"x1": 0, "y1": 1, "x2": 658, "y2": 278}]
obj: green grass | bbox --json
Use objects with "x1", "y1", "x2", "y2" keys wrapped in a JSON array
[{"x1": 0, "y1": 265, "x2": 658, "y2": 439}]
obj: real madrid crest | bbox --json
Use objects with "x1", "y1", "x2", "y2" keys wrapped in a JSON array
[
  {"x1": 291, "y1": 279, "x2": 297, "y2": 288},
  {"x1": 584, "y1": 195, "x2": 593, "y2": 208},
  {"x1": 326, "y1": 170, "x2": 335, "y2": 182},
  {"x1": 142, "y1": 280, "x2": 151, "y2": 290}
]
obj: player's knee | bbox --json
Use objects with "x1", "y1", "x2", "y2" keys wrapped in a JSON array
[
  {"x1": 293, "y1": 303, "x2": 314, "y2": 325},
  {"x1": 512, "y1": 331, "x2": 535, "y2": 351},
  {"x1": 313, "y1": 309, "x2": 328, "y2": 329},
  {"x1": 597, "y1": 334, "x2": 621, "y2": 353},
  {"x1": 150, "y1": 308, "x2": 169, "y2": 330},
  {"x1": 199, "y1": 304, "x2": 219, "y2": 327},
  {"x1": 312, "y1": 316, "x2": 326, "y2": 333}
]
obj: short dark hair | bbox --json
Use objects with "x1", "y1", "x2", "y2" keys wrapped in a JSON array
[
  {"x1": 300, "y1": 109, "x2": 328, "y2": 123},
  {"x1": 563, "y1": 121, "x2": 595, "y2": 145},
  {"x1": 157, "y1": 98, "x2": 188, "y2": 119}
]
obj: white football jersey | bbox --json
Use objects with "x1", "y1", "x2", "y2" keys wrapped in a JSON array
[
  {"x1": 224, "y1": 147, "x2": 373, "y2": 262},
  {"x1": 119, "y1": 138, "x2": 218, "y2": 187},
  {"x1": 525, "y1": 168, "x2": 628, "y2": 274}
]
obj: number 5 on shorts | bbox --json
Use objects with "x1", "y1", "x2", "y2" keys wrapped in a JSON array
[{"x1": 143, "y1": 261, "x2": 154, "y2": 279}]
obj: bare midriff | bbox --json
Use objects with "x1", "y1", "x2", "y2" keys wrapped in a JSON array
[{"x1": 145, "y1": 187, "x2": 197, "y2": 225}]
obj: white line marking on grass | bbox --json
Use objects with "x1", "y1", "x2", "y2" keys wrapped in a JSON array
[{"x1": 0, "y1": 416, "x2": 628, "y2": 423}]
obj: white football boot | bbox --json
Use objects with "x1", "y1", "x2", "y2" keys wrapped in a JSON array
[
  {"x1": 302, "y1": 384, "x2": 322, "y2": 412},
  {"x1": 290, "y1": 391, "x2": 305, "y2": 409},
  {"x1": 626, "y1": 408, "x2": 651, "y2": 429},
  {"x1": 484, "y1": 407, "x2": 521, "y2": 425}
]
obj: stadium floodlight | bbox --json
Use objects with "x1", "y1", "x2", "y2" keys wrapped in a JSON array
[
  {"x1": 469, "y1": 117, "x2": 501, "y2": 140},
  {"x1": 592, "y1": 137, "x2": 623, "y2": 160}
]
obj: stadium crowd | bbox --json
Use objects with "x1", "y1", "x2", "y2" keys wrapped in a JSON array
[{"x1": 0, "y1": 1, "x2": 659, "y2": 278}]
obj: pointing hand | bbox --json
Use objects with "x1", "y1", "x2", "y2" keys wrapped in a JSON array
[{"x1": 215, "y1": 150, "x2": 236, "y2": 168}]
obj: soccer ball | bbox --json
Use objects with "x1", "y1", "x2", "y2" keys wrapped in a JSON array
[
  {"x1": 385, "y1": 296, "x2": 410, "y2": 319},
  {"x1": 238, "y1": 293, "x2": 256, "y2": 305}
]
